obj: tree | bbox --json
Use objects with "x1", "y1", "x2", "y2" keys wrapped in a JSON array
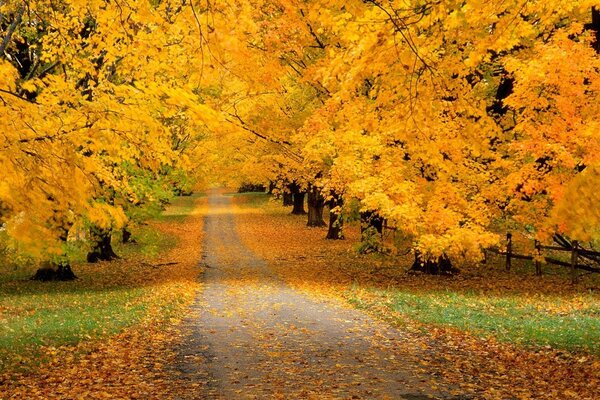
[
  {"x1": 0, "y1": 0, "x2": 216, "y2": 276},
  {"x1": 205, "y1": 0, "x2": 600, "y2": 272},
  {"x1": 3, "y1": 0, "x2": 600, "y2": 278},
  {"x1": 306, "y1": 183, "x2": 326, "y2": 227}
]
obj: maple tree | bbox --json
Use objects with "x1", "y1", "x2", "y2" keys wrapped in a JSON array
[
  {"x1": 233, "y1": 193, "x2": 600, "y2": 400},
  {"x1": 3, "y1": 3, "x2": 600, "y2": 399},
  {"x1": 0, "y1": 0, "x2": 214, "y2": 277},
  {"x1": 1, "y1": 0, "x2": 600, "y2": 275},
  {"x1": 207, "y1": 0, "x2": 600, "y2": 272}
]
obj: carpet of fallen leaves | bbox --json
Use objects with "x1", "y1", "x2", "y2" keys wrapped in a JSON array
[
  {"x1": 0, "y1": 197, "x2": 206, "y2": 399},
  {"x1": 233, "y1": 197, "x2": 600, "y2": 400},
  {"x1": 174, "y1": 191, "x2": 456, "y2": 399}
]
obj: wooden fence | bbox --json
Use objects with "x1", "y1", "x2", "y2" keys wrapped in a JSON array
[{"x1": 487, "y1": 233, "x2": 600, "y2": 283}]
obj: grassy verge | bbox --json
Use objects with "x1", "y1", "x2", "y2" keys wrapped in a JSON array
[
  {"x1": 233, "y1": 194, "x2": 600, "y2": 356},
  {"x1": 0, "y1": 193, "x2": 202, "y2": 373},
  {"x1": 156, "y1": 193, "x2": 203, "y2": 223},
  {"x1": 349, "y1": 288, "x2": 600, "y2": 355},
  {"x1": 232, "y1": 194, "x2": 600, "y2": 398},
  {"x1": 226, "y1": 191, "x2": 272, "y2": 207}
]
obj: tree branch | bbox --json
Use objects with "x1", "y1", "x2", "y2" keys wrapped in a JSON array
[{"x1": 0, "y1": 6, "x2": 24, "y2": 56}]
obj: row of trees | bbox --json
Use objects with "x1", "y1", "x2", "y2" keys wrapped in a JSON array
[
  {"x1": 0, "y1": 0, "x2": 216, "y2": 278},
  {"x1": 208, "y1": 0, "x2": 600, "y2": 272},
  {"x1": 2, "y1": 1, "x2": 600, "y2": 276}
]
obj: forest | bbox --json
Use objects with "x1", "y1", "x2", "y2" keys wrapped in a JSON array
[{"x1": 1, "y1": 1, "x2": 599, "y2": 399}]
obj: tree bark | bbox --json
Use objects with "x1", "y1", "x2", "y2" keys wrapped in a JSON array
[
  {"x1": 32, "y1": 221, "x2": 77, "y2": 281},
  {"x1": 283, "y1": 191, "x2": 293, "y2": 206},
  {"x1": 289, "y1": 183, "x2": 307, "y2": 215},
  {"x1": 292, "y1": 192, "x2": 306, "y2": 214},
  {"x1": 87, "y1": 227, "x2": 119, "y2": 263},
  {"x1": 56, "y1": 262, "x2": 77, "y2": 280},
  {"x1": 32, "y1": 261, "x2": 76, "y2": 281},
  {"x1": 326, "y1": 195, "x2": 344, "y2": 240},
  {"x1": 306, "y1": 185, "x2": 326, "y2": 227},
  {"x1": 410, "y1": 251, "x2": 457, "y2": 275}
]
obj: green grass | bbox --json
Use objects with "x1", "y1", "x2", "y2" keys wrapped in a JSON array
[
  {"x1": 0, "y1": 286, "x2": 149, "y2": 369},
  {"x1": 349, "y1": 288, "x2": 600, "y2": 354},
  {"x1": 245, "y1": 191, "x2": 600, "y2": 356},
  {"x1": 118, "y1": 193, "x2": 202, "y2": 258},
  {"x1": 227, "y1": 191, "x2": 270, "y2": 200},
  {"x1": 0, "y1": 194, "x2": 199, "y2": 372},
  {"x1": 155, "y1": 192, "x2": 202, "y2": 223}
]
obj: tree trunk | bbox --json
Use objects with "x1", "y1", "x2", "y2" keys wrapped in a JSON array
[
  {"x1": 410, "y1": 251, "x2": 457, "y2": 275},
  {"x1": 32, "y1": 261, "x2": 76, "y2": 281},
  {"x1": 32, "y1": 223, "x2": 77, "y2": 281},
  {"x1": 268, "y1": 181, "x2": 276, "y2": 194},
  {"x1": 87, "y1": 227, "x2": 119, "y2": 263},
  {"x1": 289, "y1": 183, "x2": 307, "y2": 215},
  {"x1": 0, "y1": 6, "x2": 24, "y2": 55},
  {"x1": 292, "y1": 192, "x2": 306, "y2": 215},
  {"x1": 122, "y1": 226, "x2": 135, "y2": 244},
  {"x1": 56, "y1": 262, "x2": 77, "y2": 280},
  {"x1": 326, "y1": 195, "x2": 344, "y2": 240},
  {"x1": 307, "y1": 185, "x2": 326, "y2": 227},
  {"x1": 283, "y1": 191, "x2": 293, "y2": 207}
]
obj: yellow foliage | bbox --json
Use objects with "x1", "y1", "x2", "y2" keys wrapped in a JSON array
[{"x1": 2, "y1": 0, "x2": 599, "y2": 262}]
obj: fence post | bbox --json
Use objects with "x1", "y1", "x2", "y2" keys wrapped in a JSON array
[
  {"x1": 571, "y1": 240, "x2": 579, "y2": 284},
  {"x1": 506, "y1": 232, "x2": 512, "y2": 271},
  {"x1": 534, "y1": 240, "x2": 542, "y2": 276}
]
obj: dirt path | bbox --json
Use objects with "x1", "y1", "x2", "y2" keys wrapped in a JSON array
[{"x1": 175, "y1": 191, "x2": 461, "y2": 399}]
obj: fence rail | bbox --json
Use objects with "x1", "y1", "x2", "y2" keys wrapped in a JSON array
[{"x1": 486, "y1": 233, "x2": 600, "y2": 283}]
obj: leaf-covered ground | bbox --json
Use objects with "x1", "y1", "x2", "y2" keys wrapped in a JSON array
[
  {"x1": 234, "y1": 193, "x2": 600, "y2": 400},
  {"x1": 2, "y1": 191, "x2": 599, "y2": 399},
  {"x1": 0, "y1": 194, "x2": 205, "y2": 398},
  {"x1": 172, "y1": 190, "x2": 459, "y2": 399}
]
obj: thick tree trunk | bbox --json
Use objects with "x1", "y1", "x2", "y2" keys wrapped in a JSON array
[
  {"x1": 307, "y1": 185, "x2": 326, "y2": 227},
  {"x1": 283, "y1": 191, "x2": 293, "y2": 207},
  {"x1": 32, "y1": 222, "x2": 77, "y2": 281},
  {"x1": 327, "y1": 194, "x2": 344, "y2": 240},
  {"x1": 87, "y1": 227, "x2": 119, "y2": 263},
  {"x1": 32, "y1": 261, "x2": 76, "y2": 281},
  {"x1": 289, "y1": 183, "x2": 307, "y2": 215},
  {"x1": 56, "y1": 263, "x2": 77, "y2": 280},
  {"x1": 326, "y1": 195, "x2": 344, "y2": 240},
  {"x1": 410, "y1": 251, "x2": 457, "y2": 275},
  {"x1": 291, "y1": 192, "x2": 306, "y2": 215}
]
